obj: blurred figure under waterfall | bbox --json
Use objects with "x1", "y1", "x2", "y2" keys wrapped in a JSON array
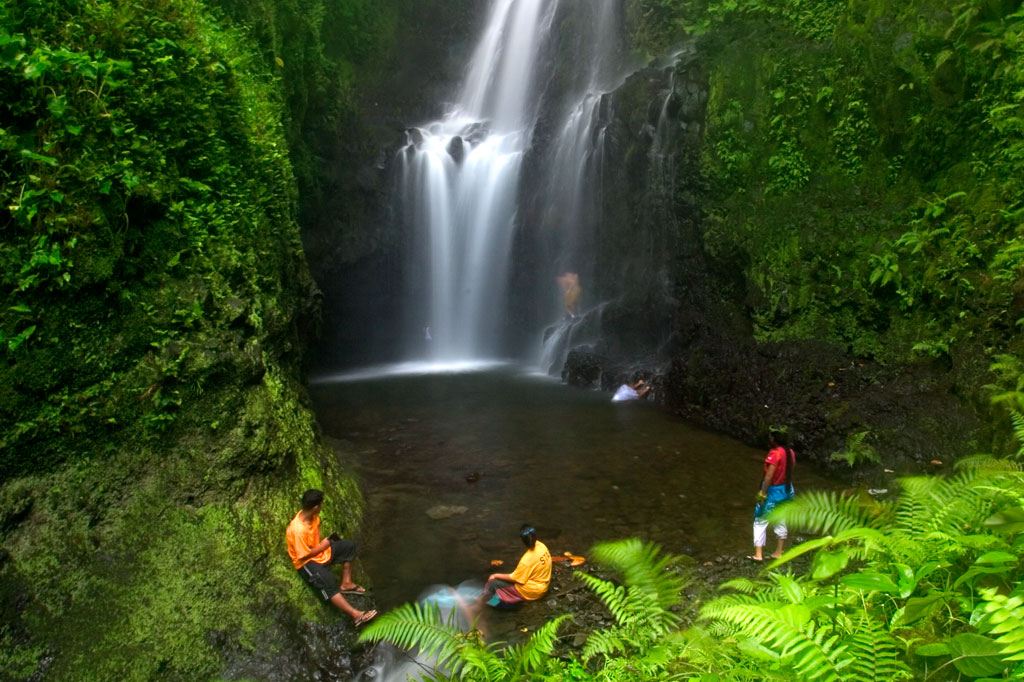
[{"x1": 556, "y1": 271, "x2": 581, "y2": 318}]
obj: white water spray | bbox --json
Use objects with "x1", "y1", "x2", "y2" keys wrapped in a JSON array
[{"x1": 400, "y1": 0, "x2": 558, "y2": 361}]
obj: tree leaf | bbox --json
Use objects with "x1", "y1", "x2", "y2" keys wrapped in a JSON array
[
  {"x1": 948, "y1": 633, "x2": 1006, "y2": 677},
  {"x1": 840, "y1": 571, "x2": 899, "y2": 594},
  {"x1": 20, "y1": 149, "x2": 58, "y2": 166},
  {"x1": 47, "y1": 95, "x2": 67, "y2": 118},
  {"x1": 811, "y1": 548, "x2": 850, "y2": 580},
  {"x1": 899, "y1": 593, "x2": 946, "y2": 625},
  {"x1": 984, "y1": 507, "x2": 1024, "y2": 533},
  {"x1": 916, "y1": 642, "x2": 951, "y2": 656}
]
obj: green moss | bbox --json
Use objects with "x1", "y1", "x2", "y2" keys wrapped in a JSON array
[
  {"x1": 628, "y1": 0, "x2": 1024, "y2": 380},
  {"x1": 0, "y1": 0, "x2": 371, "y2": 679}
]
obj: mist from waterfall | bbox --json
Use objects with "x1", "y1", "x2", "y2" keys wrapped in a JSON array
[
  {"x1": 535, "y1": 0, "x2": 630, "y2": 374},
  {"x1": 397, "y1": 0, "x2": 628, "y2": 367}
]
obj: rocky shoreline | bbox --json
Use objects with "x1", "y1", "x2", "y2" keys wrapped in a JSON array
[{"x1": 559, "y1": 298, "x2": 987, "y2": 478}]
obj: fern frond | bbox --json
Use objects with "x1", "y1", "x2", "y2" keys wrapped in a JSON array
[
  {"x1": 358, "y1": 602, "x2": 469, "y2": 669},
  {"x1": 505, "y1": 614, "x2": 572, "y2": 677},
  {"x1": 977, "y1": 587, "x2": 1024, "y2": 661},
  {"x1": 895, "y1": 474, "x2": 995, "y2": 540},
  {"x1": 582, "y1": 627, "x2": 627, "y2": 660},
  {"x1": 589, "y1": 538, "x2": 688, "y2": 609},
  {"x1": 838, "y1": 614, "x2": 912, "y2": 681},
  {"x1": 776, "y1": 490, "x2": 891, "y2": 535},
  {"x1": 956, "y1": 454, "x2": 1023, "y2": 472},
  {"x1": 719, "y1": 577, "x2": 768, "y2": 595},
  {"x1": 701, "y1": 594, "x2": 766, "y2": 621},
  {"x1": 459, "y1": 646, "x2": 505, "y2": 681},
  {"x1": 576, "y1": 572, "x2": 630, "y2": 624},
  {"x1": 1011, "y1": 410, "x2": 1024, "y2": 457},
  {"x1": 709, "y1": 603, "x2": 843, "y2": 682}
]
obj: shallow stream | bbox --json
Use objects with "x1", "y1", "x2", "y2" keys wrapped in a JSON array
[{"x1": 310, "y1": 366, "x2": 836, "y2": 614}]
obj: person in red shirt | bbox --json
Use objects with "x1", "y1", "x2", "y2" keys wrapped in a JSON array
[
  {"x1": 286, "y1": 489, "x2": 377, "y2": 626},
  {"x1": 749, "y1": 430, "x2": 796, "y2": 561}
]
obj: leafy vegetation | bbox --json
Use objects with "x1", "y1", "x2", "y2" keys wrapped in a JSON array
[
  {"x1": 0, "y1": 0, "x2": 383, "y2": 679},
  {"x1": 365, "y1": 444, "x2": 1024, "y2": 681},
  {"x1": 630, "y1": 0, "x2": 1024, "y2": 382}
]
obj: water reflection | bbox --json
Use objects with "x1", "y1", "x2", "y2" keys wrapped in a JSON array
[{"x1": 310, "y1": 368, "x2": 835, "y2": 611}]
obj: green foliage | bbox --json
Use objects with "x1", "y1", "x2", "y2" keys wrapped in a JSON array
[
  {"x1": 576, "y1": 539, "x2": 688, "y2": 664},
  {"x1": 630, "y1": 0, "x2": 1024, "y2": 374},
  {"x1": 359, "y1": 599, "x2": 572, "y2": 681},
  {"x1": 0, "y1": 0, "x2": 369, "y2": 679},
  {"x1": 829, "y1": 430, "x2": 881, "y2": 468}
]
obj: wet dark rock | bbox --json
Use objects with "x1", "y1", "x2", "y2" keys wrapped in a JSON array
[
  {"x1": 562, "y1": 347, "x2": 605, "y2": 388},
  {"x1": 464, "y1": 471, "x2": 480, "y2": 483},
  {"x1": 447, "y1": 135, "x2": 465, "y2": 163}
]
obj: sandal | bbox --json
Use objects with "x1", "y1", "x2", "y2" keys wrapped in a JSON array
[
  {"x1": 354, "y1": 609, "x2": 377, "y2": 627},
  {"x1": 340, "y1": 585, "x2": 366, "y2": 594},
  {"x1": 745, "y1": 555, "x2": 764, "y2": 562}
]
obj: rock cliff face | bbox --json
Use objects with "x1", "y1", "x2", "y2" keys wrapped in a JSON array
[
  {"x1": 303, "y1": 0, "x2": 487, "y2": 369},
  {"x1": 311, "y1": 0, "x2": 993, "y2": 469},
  {"x1": 551, "y1": 1, "x2": 996, "y2": 470},
  {"x1": 0, "y1": 1, "x2": 432, "y2": 679}
]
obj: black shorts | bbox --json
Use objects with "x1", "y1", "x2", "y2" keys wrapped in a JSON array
[{"x1": 297, "y1": 539, "x2": 358, "y2": 601}]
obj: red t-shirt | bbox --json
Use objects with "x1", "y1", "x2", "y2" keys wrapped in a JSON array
[{"x1": 764, "y1": 446, "x2": 792, "y2": 486}]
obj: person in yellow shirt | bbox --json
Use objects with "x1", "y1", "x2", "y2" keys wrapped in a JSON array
[
  {"x1": 479, "y1": 524, "x2": 551, "y2": 609},
  {"x1": 285, "y1": 489, "x2": 377, "y2": 626}
]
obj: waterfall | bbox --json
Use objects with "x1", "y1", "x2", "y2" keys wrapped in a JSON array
[
  {"x1": 533, "y1": 0, "x2": 629, "y2": 374},
  {"x1": 399, "y1": 0, "x2": 558, "y2": 362},
  {"x1": 397, "y1": 0, "x2": 630, "y2": 368}
]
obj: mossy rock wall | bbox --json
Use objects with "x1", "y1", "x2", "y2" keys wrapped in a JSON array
[
  {"x1": 0, "y1": 0, "x2": 392, "y2": 679},
  {"x1": 550, "y1": 0, "x2": 1024, "y2": 461}
]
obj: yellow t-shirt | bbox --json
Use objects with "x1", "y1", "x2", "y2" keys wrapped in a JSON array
[
  {"x1": 509, "y1": 541, "x2": 551, "y2": 600},
  {"x1": 285, "y1": 512, "x2": 331, "y2": 569}
]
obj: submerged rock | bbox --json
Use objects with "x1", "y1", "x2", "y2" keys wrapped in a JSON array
[{"x1": 426, "y1": 504, "x2": 469, "y2": 520}]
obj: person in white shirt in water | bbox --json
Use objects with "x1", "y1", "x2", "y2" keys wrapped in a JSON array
[{"x1": 612, "y1": 378, "x2": 651, "y2": 402}]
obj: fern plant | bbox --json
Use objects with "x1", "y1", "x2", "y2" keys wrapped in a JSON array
[
  {"x1": 358, "y1": 600, "x2": 571, "y2": 681},
  {"x1": 574, "y1": 539, "x2": 692, "y2": 681},
  {"x1": 701, "y1": 571, "x2": 910, "y2": 682},
  {"x1": 359, "y1": 539, "x2": 691, "y2": 682}
]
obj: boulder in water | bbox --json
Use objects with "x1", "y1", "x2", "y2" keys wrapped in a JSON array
[
  {"x1": 426, "y1": 504, "x2": 468, "y2": 520},
  {"x1": 447, "y1": 135, "x2": 465, "y2": 163}
]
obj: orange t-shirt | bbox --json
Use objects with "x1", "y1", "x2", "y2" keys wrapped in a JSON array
[
  {"x1": 286, "y1": 511, "x2": 331, "y2": 569},
  {"x1": 509, "y1": 541, "x2": 551, "y2": 600}
]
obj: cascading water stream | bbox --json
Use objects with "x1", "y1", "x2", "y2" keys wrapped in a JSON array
[
  {"x1": 399, "y1": 0, "x2": 557, "y2": 362},
  {"x1": 398, "y1": 0, "x2": 632, "y2": 368},
  {"x1": 534, "y1": 0, "x2": 630, "y2": 374}
]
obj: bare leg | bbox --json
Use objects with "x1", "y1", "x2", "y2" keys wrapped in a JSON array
[
  {"x1": 772, "y1": 536, "x2": 785, "y2": 559},
  {"x1": 329, "y1": 592, "x2": 365, "y2": 621},
  {"x1": 338, "y1": 562, "x2": 359, "y2": 591}
]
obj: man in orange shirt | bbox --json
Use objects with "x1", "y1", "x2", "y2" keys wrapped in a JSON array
[
  {"x1": 285, "y1": 489, "x2": 376, "y2": 626},
  {"x1": 479, "y1": 524, "x2": 551, "y2": 609}
]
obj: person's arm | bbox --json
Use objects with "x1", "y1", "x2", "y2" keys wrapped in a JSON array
[
  {"x1": 488, "y1": 572, "x2": 515, "y2": 583},
  {"x1": 757, "y1": 463, "x2": 777, "y2": 501},
  {"x1": 297, "y1": 538, "x2": 331, "y2": 563}
]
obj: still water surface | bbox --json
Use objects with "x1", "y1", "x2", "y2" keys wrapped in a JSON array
[{"x1": 309, "y1": 367, "x2": 835, "y2": 610}]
